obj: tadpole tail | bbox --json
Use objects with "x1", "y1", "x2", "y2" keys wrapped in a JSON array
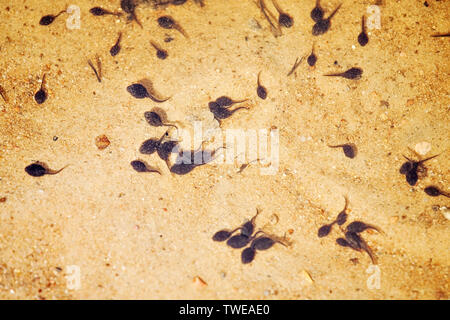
[
  {"x1": 230, "y1": 106, "x2": 249, "y2": 115},
  {"x1": 55, "y1": 10, "x2": 67, "y2": 18},
  {"x1": 419, "y1": 154, "x2": 440, "y2": 163},
  {"x1": 324, "y1": 73, "x2": 343, "y2": 77},
  {"x1": 48, "y1": 165, "x2": 69, "y2": 175},
  {"x1": 148, "y1": 94, "x2": 171, "y2": 103},
  {"x1": 175, "y1": 25, "x2": 189, "y2": 38},
  {"x1": 360, "y1": 239, "x2": 377, "y2": 265},
  {"x1": 327, "y1": 144, "x2": 345, "y2": 148},
  {"x1": 431, "y1": 33, "x2": 450, "y2": 37},
  {"x1": 327, "y1": 3, "x2": 342, "y2": 20},
  {"x1": 270, "y1": 0, "x2": 284, "y2": 14}
]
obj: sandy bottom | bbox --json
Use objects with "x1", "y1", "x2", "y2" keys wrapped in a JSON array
[{"x1": 0, "y1": 0, "x2": 449, "y2": 299}]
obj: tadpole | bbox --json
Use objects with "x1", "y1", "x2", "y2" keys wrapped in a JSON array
[
  {"x1": 139, "y1": 131, "x2": 168, "y2": 154},
  {"x1": 424, "y1": 186, "x2": 449, "y2": 198},
  {"x1": 344, "y1": 231, "x2": 377, "y2": 264},
  {"x1": 130, "y1": 160, "x2": 161, "y2": 174},
  {"x1": 88, "y1": 56, "x2": 102, "y2": 83},
  {"x1": 241, "y1": 247, "x2": 256, "y2": 264},
  {"x1": 212, "y1": 228, "x2": 241, "y2": 242},
  {"x1": 157, "y1": 16, "x2": 188, "y2": 38},
  {"x1": 310, "y1": 0, "x2": 324, "y2": 22},
  {"x1": 110, "y1": 32, "x2": 122, "y2": 57},
  {"x1": 150, "y1": 41, "x2": 168, "y2": 60},
  {"x1": 251, "y1": 235, "x2": 287, "y2": 251},
  {"x1": 257, "y1": 0, "x2": 282, "y2": 37},
  {"x1": 312, "y1": 3, "x2": 342, "y2": 36},
  {"x1": 90, "y1": 7, "x2": 122, "y2": 17},
  {"x1": 324, "y1": 67, "x2": 362, "y2": 80},
  {"x1": 256, "y1": 72, "x2": 267, "y2": 100},
  {"x1": 318, "y1": 196, "x2": 348, "y2": 237},
  {"x1": 335, "y1": 196, "x2": 348, "y2": 225},
  {"x1": 318, "y1": 224, "x2": 333, "y2": 238},
  {"x1": 271, "y1": 0, "x2": 293, "y2": 28},
  {"x1": 240, "y1": 208, "x2": 262, "y2": 237},
  {"x1": 157, "y1": 140, "x2": 180, "y2": 164},
  {"x1": 25, "y1": 162, "x2": 66, "y2": 177},
  {"x1": 34, "y1": 73, "x2": 47, "y2": 104},
  {"x1": 346, "y1": 221, "x2": 382, "y2": 234},
  {"x1": 144, "y1": 111, "x2": 177, "y2": 130},
  {"x1": 307, "y1": 44, "x2": 317, "y2": 66},
  {"x1": 39, "y1": 10, "x2": 66, "y2": 26},
  {"x1": 358, "y1": 16, "x2": 369, "y2": 46},
  {"x1": 126, "y1": 83, "x2": 170, "y2": 102},
  {"x1": 226, "y1": 234, "x2": 253, "y2": 249},
  {"x1": 328, "y1": 143, "x2": 357, "y2": 158},
  {"x1": 211, "y1": 105, "x2": 249, "y2": 122},
  {"x1": 215, "y1": 96, "x2": 247, "y2": 108},
  {"x1": 287, "y1": 56, "x2": 303, "y2": 76},
  {"x1": 336, "y1": 237, "x2": 349, "y2": 247}
]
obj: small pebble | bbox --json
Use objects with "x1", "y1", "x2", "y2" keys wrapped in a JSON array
[
  {"x1": 95, "y1": 134, "x2": 110, "y2": 150},
  {"x1": 414, "y1": 142, "x2": 431, "y2": 156},
  {"x1": 193, "y1": 276, "x2": 207, "y2": 287}
]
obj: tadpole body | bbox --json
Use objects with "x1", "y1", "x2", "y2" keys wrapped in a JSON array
[
  {"x1": 241, "y1": 247, "x2": 256, "y2": 264},
  {"x1": 226, "y1": 234, "x2": 252, "y2": 249},
  {"x1": 358, "y1": 16, "x2": 369, "y2": 46},
  {"x1": 257, "y1": 72, "x2": 267, "y2": 100},
  {"x1": 310, "y1": 0, "x2": 324, "y2": 22},
  {"x1": 90, "y1": 7, "x2": 122, "y2": 17},
  {"x1": 34, "y1": 73, "x2": 47, "y2": 104},
  {"x1": 307, "y1": 45, "x2": 317, "y2": 66},
  {"x1": 318, "y1": 224, "x2": 333, "y2": 237},
  {"x1": 110, "y1": 32, "x2": 122, "y2": 57},
  {"x1": 150, "y1": 41, "x2": 168, "y2": 60}
]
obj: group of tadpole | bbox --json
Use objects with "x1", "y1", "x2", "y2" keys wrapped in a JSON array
[
  {"x1": 399, "y1": 153, "x2": 449, "y2": 198},
  {"x1": 213, "y1": 209, "x2": 288, "y2": 264},
  {"x1": 126, "y1": 83, "x2": 226, "y2": 175},
  {"x1": 34, "y1": 1, "x2": 193, "y2": 101},
  {"x1": 317, "y1": 197, "x2": 382, "y2": 264},
  {"x1": 20, "y1": 1, "x2": 449, "y2": 269}
]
